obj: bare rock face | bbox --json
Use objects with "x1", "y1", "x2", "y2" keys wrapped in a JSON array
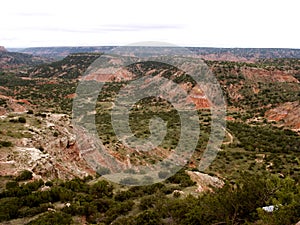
[
  {"x1": 0, "y1": 112, "x2": 96, "y2": 180},
  {"x1": 0, "y1": 95, "x2": 30, "y2": 114},
  {"x1": 265, "y1": 101, "x2": 300, "y2": 131},
  {"x1": 186, "y1": 171, "x2": 224, "y2": 193},
  {"x1": 0, "y1": 46, "x2": 7, "y2": 52},
  {"x1": 0, "y1": 107, "x2": 7, "y2": 116}
]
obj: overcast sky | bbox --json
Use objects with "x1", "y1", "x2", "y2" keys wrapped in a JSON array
[{"x1": 1, "y1": 0, "x2": 299, "y2": 48}]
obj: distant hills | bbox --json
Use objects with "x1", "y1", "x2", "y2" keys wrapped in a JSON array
[
  {"x1": 10, "y1": 46, "x2": 114, "y2": 59},
  {"x1": 189, "y1": 47, "x2": 300, "y2": 61},
  {"x1": 4, "y1": 46, "x2": 300, "y2": 71},
  {"x1": 9, "y1": 46, "x2": 300, "y2": 61},
  {"x1": 0, "y1": 46, "x2": 47, "y2": 69},
  {"x1": 27, "y1": 53, "x2": 101, "y2": 78}
]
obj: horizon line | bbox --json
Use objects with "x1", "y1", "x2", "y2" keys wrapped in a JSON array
[{"x1": 6, "y1": 45, "x2": 300, "y2": 50}]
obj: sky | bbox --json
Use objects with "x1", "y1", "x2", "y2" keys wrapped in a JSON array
[{"x1": 0, "y1": 0, "x2": 299, "y2": 48}]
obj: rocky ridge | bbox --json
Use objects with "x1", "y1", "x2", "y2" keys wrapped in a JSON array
[{"x1": 0, "y1": 112, "x2": 95, "y2": 180}]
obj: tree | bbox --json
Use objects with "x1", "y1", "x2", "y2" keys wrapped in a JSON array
[
  {"x1": 6, "y1": 181, "x2": 18, "y2": 189},
  {"x1": 16, "y1": 170, "x2": 33, "y2": 181},
  {"x1": 0, "y1": 197, "x2": 21, "y2": 221},
  {"x1": 0, "y1": 140, "x2": 13, "y2": 147},
  {"x1": 135, "y1": 210, "x2": 160, "y2": 225},
  {"x1": 89, "y1": 180, "x2": 113, "y2": 198}
]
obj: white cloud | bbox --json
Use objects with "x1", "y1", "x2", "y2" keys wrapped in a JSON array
[{"x1": 0, "y1": 0, "x2": 299, "y2": 48}]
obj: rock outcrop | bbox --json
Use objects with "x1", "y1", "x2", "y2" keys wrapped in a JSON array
[
  {"x1": 186, "y1": 171, "x2": 224, "y2": 192},
  {"x1": 265, "y1": 101, "x2": 300, "y2": 131},
  {"x1": 0, "y1": 112, "x2": 95, "y2": 180}
]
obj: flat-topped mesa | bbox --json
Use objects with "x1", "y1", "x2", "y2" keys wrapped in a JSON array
[{"x1": 0, "y1": 46, "x2": 7, "y2": 52}]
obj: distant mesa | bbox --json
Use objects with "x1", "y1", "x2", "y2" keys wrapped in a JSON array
[{"x1": 0, "y1": 46, "x2": 7, "y2": 52}]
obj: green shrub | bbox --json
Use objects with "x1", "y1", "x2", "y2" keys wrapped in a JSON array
[
  {"x1": 15, "y1": 170, "x2": 33, "y2": 181},
  {"x1": 96, "y1": 166, "x2": 111, "y2": 175},
  {"x1": 27, "y1": 109, "x2": 34, "y2": 114},
  {"x1": 0, "y1": 140, "x2": 13, "y2": 147},
  {"x1": 158, "y1": 171, "x2": 170, "y2": 179},
  {"x1": 166, "y1": 169, "x2": 196, "y2": 187},
  {"x1": 139, "y1": 195, "x2": 157, "y2": 210},
  {"x1": 120, "y1": 177, "x2": 140, "y2": 186},
  {"x1": 0, "y1": 197, "x2": 21, "y2": 222},
  {"x1": 18, "y1": 117, "x2": 26, "y2": 123},
  {"x1": 89, "y1": 180, "x2": 113, "y2": 198},
  {"x1": 45, "y1": 181, "x2": 53, "y2": 187},
  {"x1": 9, "y1": 118, "x2": 18, "y2": 123},
  {"x1": 135, "y1": 210, "x2": 160, "y2": 225},
  {"x1": 6, "y1": 181, "x2": 18, "y2": 189}
]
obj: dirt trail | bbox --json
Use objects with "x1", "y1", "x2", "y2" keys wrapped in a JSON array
[{"x1": 223, "y1": 128, "x2": 233, "y2": 145}]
